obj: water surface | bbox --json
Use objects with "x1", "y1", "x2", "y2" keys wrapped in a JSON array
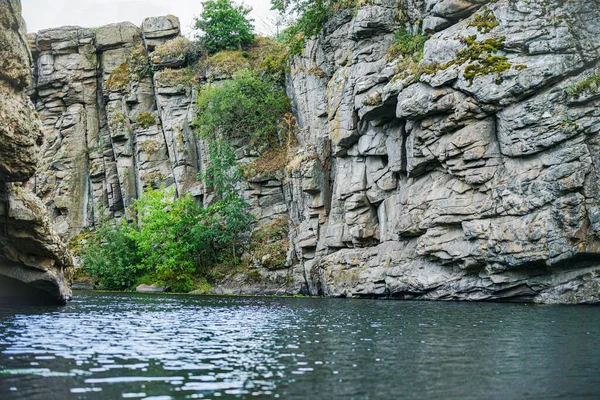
[{"x1": 0, "y1": 292, "x2": 599, "y2": 399}]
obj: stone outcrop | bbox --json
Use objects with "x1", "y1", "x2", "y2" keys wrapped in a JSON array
[
  {"x1": 29, "y1": 0, "x2": 600, "y2": 304},
  {"x1": 28, "y1": 15, "x2": 290, "y2": 241},
  {"x1": 27, "y1": 14, "x2": 294, "y2": 291},
  {"x1": 285, "y1": 0, "x2": 600, "y2": 304},
  {"x1": 0, "y1": 0, "x2": 71, "y2": 305}
]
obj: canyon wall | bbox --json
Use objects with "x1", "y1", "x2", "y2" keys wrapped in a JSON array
[
  {"x1": 0, "y1": 0, "x2": 71, "y2": 305},
  {"x1": 287, "y1": 0, "x2": 600, "y2": 303},
  {"x1": 30, "y1": 0, "x2": 600, "y2": 303}
]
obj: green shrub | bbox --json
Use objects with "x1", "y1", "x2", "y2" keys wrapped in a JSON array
[
  {"x1": 387, "y1": 29, "x2": 428, "y2": 61},
  {"x1": 272, "y1": 0, "x2": 358, "y2": 55},
  {"x1": 79, "y1": 219, "x2": 142, "y2": 290},
  {"x1": 195, "y1": 70, "x2": 290, "y2": 149},
  {"x1": 194, "y1": 0, "x2": 255, "y2": 53},
  {"x1": 78, "y1": 185, "x2": 253, "y2": 292}
]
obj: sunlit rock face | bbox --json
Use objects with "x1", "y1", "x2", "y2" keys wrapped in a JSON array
[
  {"x1": 286, "y1": 0, "x2": 600, "y2": 304},
  {"x1": 0, "y1": 0, "x2": 72, "y2": 305}
]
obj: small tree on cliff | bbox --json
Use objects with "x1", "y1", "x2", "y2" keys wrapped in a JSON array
[{"x1": 195, "y1": 0, "x2": 255, "y2": 53}]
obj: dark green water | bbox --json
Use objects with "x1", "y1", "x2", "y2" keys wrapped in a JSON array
[{"x1": 0, "y1": 293, "x2": 599, "y2": 399}]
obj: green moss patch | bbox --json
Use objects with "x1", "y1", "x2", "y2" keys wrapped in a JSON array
[
  {"x1": 136, "y1": 112, "x2": 157, "y2": 129},
  {"x1": 106, "y1": 63, "x2": 131, "y2": 92},
  {"x1": 567, "y1": 70, "x2": 600, "y2": 98}
]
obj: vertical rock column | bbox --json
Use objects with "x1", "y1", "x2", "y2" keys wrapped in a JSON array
[{"x1": 0, "y1": 0, "x2": 72, "y2": 305}]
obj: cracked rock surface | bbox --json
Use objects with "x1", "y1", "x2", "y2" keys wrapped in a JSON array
[
  {"x1": 0, "y1": 0, "x2": 71, "y2": 305},
  {"x1": 29, "y1": 0, "x2": 600, "y2": 303},
  {"x1": 285, "y1": 0, "x2": 600, "y2": 304}
]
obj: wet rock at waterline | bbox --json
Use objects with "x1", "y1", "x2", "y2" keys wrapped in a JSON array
[{"x1": 136, "y1": 284, "x2": 169, "y2": 293}]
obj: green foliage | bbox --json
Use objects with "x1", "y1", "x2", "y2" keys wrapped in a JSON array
[
  {"x1": 387, "y1": 28, "x2": 428, "y2": 61},
  {"x1": 136, "y1": 112, "x2": 157, "y2": 129},
  {"x1": 202, "y1": 140, "x2": 242, "y2": 197},
  {"x1": 567, "y1": 70, "x2": 600, "y2": 98},
  {"x1": 79, "y1": 219, "x2": 142, "y2": 290},
  {"x1": 129, "y1": 189, "x2": 204, "y2": 292},
  {"x1": 78, "y1": 142, "x2": 252, "y2": 293},
  {"x1": 259, "y1": 41, "x2": 289, "y2": 82},
  {"x1": 195, "y1": 70, "x2": 290, "y2": 149},
  {"x1": 78, "y1": 186, "x2": 253, "y2": 292},
  {"x1": 271, "y1": 0, "x2": 357, "y2": 55},
  {"x1": 194, "y1": 0, "x2": 255, "y2": 53}
]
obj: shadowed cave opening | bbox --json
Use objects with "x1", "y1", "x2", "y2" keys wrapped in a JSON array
[{"x1": 0, "y1": 274, "x2": 58, "y2": 306}]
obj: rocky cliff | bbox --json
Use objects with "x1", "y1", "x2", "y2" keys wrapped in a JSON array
[
  {"x1": 30, "y1": 0, "x2": 600, "y2": 303},
  {"x1": 0, "y1": 0, "x2": 71, "y2": 305},
  {"x1": 287, "y1": 0, "x2": 600, "y2": 303}
]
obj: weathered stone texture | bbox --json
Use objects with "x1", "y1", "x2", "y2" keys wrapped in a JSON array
[
  {"x1": 285, "y1": 0, "x2": 600, "y2": 303},
  {"x1": 0, "y1": 0, "x2": 72, "y2": 304},
  {"x1": 29, "y1": 0, "x2": 600, "y2": 303}
]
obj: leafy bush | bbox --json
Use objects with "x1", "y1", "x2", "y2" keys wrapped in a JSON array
[
  {"x1": 80, "y1": 219, "x2": 142, "y2": 290},
  {"x1": 78, "y1": 186, "x2": 253, "y2": 292},
  {"x1": 195, "y1": 0, "x2": 255, "y2": 53},
  {"x1": 78, "y1": 137, "x2": 253, "y2": 293},
  {"x1": 272, "y1": 0, "x2": 357, "y2": 55},
  {"x1": 387, "y1": 29, "x2": 428, "y2": 61},
  {"x1": 195, "y1": 70, "x2": 290, "y2": 149}
]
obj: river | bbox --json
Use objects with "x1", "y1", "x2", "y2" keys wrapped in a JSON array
[{"x1": 0, "y1": 292, "x2": 599, "y2": 399}]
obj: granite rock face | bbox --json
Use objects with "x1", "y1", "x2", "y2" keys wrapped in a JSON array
[
  {"x1": 0, "y1": 0, "x2": 71, "y2": 305},
  {"x1": 28, "y1": 16, "x2": 294, "y2": 291},
  {"x1": 285, "y1": 0, "x2": 600, "y2": 304},
  {"x1": 29, "y1": 16, "x2": 291, "y2": 241},
  {"x1": 30, "y1": 0, "x2": 600, "y2": 303},
  {"x1": 29, "y1": 16, "x2": 199, "y2": 238}
]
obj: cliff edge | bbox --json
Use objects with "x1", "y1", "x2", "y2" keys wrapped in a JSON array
[{"x1": 0, "y1": 0, "x2": 72, "y2": 305}]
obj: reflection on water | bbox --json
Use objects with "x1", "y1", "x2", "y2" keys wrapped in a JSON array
[{"x1": 0, "y1": 293, "x2": 599, "y2": 399}]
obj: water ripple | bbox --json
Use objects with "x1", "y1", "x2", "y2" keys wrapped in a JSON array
[{"x1": 0, "y1": 293, "x2": 599, "y2": 399}]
